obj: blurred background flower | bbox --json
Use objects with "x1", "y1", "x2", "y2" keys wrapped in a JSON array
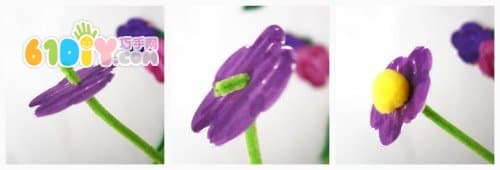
[{"x1": 117, "y1": 18, "x2": 165, "y2": 83}]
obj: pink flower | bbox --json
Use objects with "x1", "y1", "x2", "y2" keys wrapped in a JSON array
[
  {"x1": 295, "y1": 45, "x2": 329, "y2": 87},
  {"x1": 145, "y1": 40, "x2": 164, "y2": 83},
  {"x1": 478, "y1": 39, "x2": 494, "y2": 79}
]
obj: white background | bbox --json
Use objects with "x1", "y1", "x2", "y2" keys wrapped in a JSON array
[
  {"x1": 164, "y1": 6, "x2": 330, "y2": 164},
  {"x1": 3, "y1": 6, "x2": 164, "y2": 163},
  {"x1": 334, "y1": 6, "x2": 494, "y2": 163}
]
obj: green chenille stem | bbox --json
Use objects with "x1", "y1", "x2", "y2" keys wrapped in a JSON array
[
  {"x1": 423, "y1": 105, "x2": 494, "y2": 164},
  {"x1": 245, "y1": 122, "x2": 262, "y2": 164},
  {"x1": 214, "y1": 73, "x2": 250, "y2": 97},
  {"x1": 153, "y1": 137, "x2": 164, "y2": 164},
  {"x1": 157, "y1": 136, "x2": 164, "y2": 153},
  {"x1": 320, "y1": 122, "x2": 329, "y2": 164},
  {"x1": 59, "y1": 67, "x2": 164, "y2": 163}
]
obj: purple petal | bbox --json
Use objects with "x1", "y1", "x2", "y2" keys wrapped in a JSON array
[
  {"x1": 370, "y1": 105, "x2": 384, "y2": 129},
  {"x1": 29, "y1": 67, "x2": 97, "y2": 106},
  {"x1": 386, "y1": 56, "x2": 409, "y2": 75},
  {"x1": 400, "y1": 47, "x2": 432, "y2": 123},
  {"x1": 207, "y1": 40, "x2": 294, "y2": 145},
  {"x1": 214, "y1": 25, "x2": 285, "y2": 83},
  {"x1": 30, "y1": 66, "x2": 114, "y2": 117},
  {"x1": 378, "y1": 111, "x2": 403, "y2": 145},
  {"x1": 385, "y1": 47, "x2": 432, "y2": 123},
  {"x1": 214, "y1": 47, "x2": 250, "y2": 83},
  {"x1": 248, "y1": 48, "x2": 294, "y2": 111},
  {"x1": 191, "y1": 91, "x2": 224, "y2": 132}
]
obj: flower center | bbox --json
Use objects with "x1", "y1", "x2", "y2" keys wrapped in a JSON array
[
  {"x1": 372, "y1": 69, "x2": 410, "y2": 114},
  {"x1": 214, "y1": 73, "x2": 251, "y2": 97}
]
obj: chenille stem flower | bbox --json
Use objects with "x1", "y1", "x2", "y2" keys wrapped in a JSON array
[
  {"x1": 60, "y1": 67, "x2": 164, "y2": 163},
  {"x1": 191, "y1": 25, "x2": 294, "y2": 163},
  {"x1": 371, "y1": 46, "x2": 494, "y2": 163},
  {"x1": 30, "y1": 20, "x2": 164, "y2": 163}
]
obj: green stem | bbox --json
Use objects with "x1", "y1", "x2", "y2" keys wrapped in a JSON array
[
  {"x1": 59, "y1": 67, "x2": 164, "y2": 163},
  {"x1": 423, "y1": 105, "x2": 494, "y2": 163},
  {"x1": 320, "y1": 122, "x2": 329, "y2": 164},
  {"x1": 153, "y1": 137, "x2": 164, "y2": 164},
  {"x1": 245, "y1": 122, "x2": 262, "y2": 164},
  {"x1": 157, "y1": 136, "x2": 164, "y2": 153}
]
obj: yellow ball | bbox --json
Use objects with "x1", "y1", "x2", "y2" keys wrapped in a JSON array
[{"x1": 372, "y1": 69, "x2": 410, "y2": 114}]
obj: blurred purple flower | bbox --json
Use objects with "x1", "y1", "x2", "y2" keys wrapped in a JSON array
[
  {"x1": 371, "y1": 47, "x2": 432, "y2": 145},
  {"x1": 191, "y1": 25, "x2": 294, "y2": 145},
  {"x1": 29, "y1": 66, "x2": 115, "y2": 117},
  {"x1": 478, "y1": 39, "x2": 494, "y2": 79},
  {"x1": 285, "y1": 33, "x2": 307, "y2": 49},
  {"x1": 451, "y1": 22, "x2": 493, "y2": 63},
  {"x1": 296, "y1": 45, "x2": 329, "y2": 87},
  {"x1": 117, "y1": 18, "x2": 157, "y2": 37},
  {"x1": 117, "y1": 18, "x2": 164, "y2": 83}
]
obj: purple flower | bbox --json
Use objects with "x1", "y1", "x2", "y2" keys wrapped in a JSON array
[
  {"x1": 370, "y1": 47, "x2": 432, "y2": 145},
  {"x1": 191, "y1": 25, "x2": 294, "y2": 145},
  {"x1": 478, "y1": 39, "x2": 494, "y2": 79},
  {"x1": 117, "y1": 18, "x2": 157, "y2": 37},
  {"x1": 285, "y1": 33, "x2": 307, "y2": 49},
  {"x1": 451, "y1": 22, "x2": 493, "y2": 64},
  {"x1": 29, "y1": 66, "x2": 115, "y2": 117}
]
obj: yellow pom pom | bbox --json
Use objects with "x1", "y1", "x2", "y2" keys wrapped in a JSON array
[{"x1": 372, "y1": 69, "x2": 410, "y2": 114}]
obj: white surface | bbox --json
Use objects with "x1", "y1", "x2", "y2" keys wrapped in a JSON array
[
  {"x1": 333, "y1": 6, "x2": 494, "y2": 164},
  {"x1": 4, "y1": 6, "x2": 164, "y2": 163},
  {"x1": 164, "y1": 6, "x2": 330, "y2": 164}
]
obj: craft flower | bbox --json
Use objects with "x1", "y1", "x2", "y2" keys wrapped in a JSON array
[
  {"x1": 370, "y1": 47, "x2": 432, "y2": 145},
  {"x1": 117, "y1": 18, "x2": 164, "y2": 83},
  {"x1": 295, "y1": 45, "x2": 329, "y2": 87},
  {"x1": 29, "y1": 66, "x2": 115, "y2": 117},
  {"x1": 451, "y1": 22, "x2": 493, "y2": 64},
  {"x1": 478, "y1": 40, "x2": 494, "y2": 79},
  {"x1": 191, "y1": 25, "x2": 294, "y2": 145}
]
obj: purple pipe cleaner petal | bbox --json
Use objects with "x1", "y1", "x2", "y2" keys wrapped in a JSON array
[
  {"x1": 29, "y1": 66, "x2": 115, "y2": 117},
  {"x1": 378, "y1": 110, "x2": 403, "y2": 145},
  {"x1": 192, "y1": 25, "x2": 294, "y2": 145}
]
